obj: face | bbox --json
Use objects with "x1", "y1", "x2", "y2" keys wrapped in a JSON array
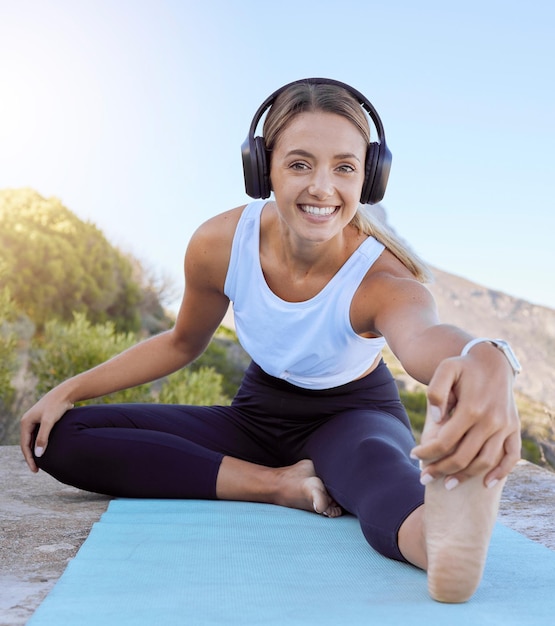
[{"x1": 269, "y1": 111, "x2": 367, "y2": 244}]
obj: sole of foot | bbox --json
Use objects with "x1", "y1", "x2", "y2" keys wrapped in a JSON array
[{"x1": 425, "y1": 475, "x2": 506, "y2": 603}]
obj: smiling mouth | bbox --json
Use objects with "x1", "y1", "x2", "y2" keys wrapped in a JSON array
[{"x1": 299, "y1": 205, "x2": 338, "y2": 216}]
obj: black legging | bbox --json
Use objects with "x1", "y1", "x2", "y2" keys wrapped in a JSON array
[{"x1": 36, "y1": 360, "x2": 424, "y2": 562}]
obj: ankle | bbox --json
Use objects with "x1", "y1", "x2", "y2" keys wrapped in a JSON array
[{"x1": 216, "y1": 456, "x2": 280, "y2": 504}]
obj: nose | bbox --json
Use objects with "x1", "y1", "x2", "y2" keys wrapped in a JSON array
[{"x1": 307, "y1": 168, "x2": 334, "y2": 199}]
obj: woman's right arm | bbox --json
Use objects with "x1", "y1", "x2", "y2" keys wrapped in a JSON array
[{"x1": 20, "y1": 207, "x2": 242, "y2": 472}]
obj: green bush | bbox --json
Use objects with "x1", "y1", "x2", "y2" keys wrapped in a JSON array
[
  {"x1": 29, "y1": 313, "x2": 236, "y2": 408},
  {"x1": 0, "y1": 288, "x2": 18, "y2": 412},
  {"x1": 158, "y1": 366, "x2": 230, "y2": 406},
  {"x1": 189, "y1": 338, "x2": 247, "y2": 398},
  {"x1": 399, "y1": 389, "x2": 428, "y2": 438},
  {"x1": 0, "y1": 189, "x2": 142, "y2": 332},
  {"x1": 521, "y1": 437, "x2": 543, "y2": 465},
  {"x1": 29, "y1": 313, "x2": 152, "y2": 404}
]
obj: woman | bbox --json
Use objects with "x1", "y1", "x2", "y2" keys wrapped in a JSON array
[{"x1": 21, "y1": 78, "x2": 521, "y2": 603}]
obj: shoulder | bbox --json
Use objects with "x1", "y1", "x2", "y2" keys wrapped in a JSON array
[
  {"x1": 364, "y1": 247, "x2": 432, "y2": 293},
  {"x1": 185, "y1": 205, "x2": 247, "y2": 291},
  {"x1": 190, "y1": 205, "x2": 246, "y2": 248},
  {"x1": 351, "y1": 249, "x2": 438, "y2": 335}
]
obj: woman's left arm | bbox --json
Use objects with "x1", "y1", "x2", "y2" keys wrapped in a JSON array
[{"x1": 366, "y1": 271, "x2": 521, "y2": 488}]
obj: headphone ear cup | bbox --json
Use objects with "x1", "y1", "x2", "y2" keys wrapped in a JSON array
[
  {"x1": 241, "y1": 135, "x2": 271, "y2": 199},
  {"x1": 360, "y1": 141, "x2": 392, "y2": 205},
  {"x1": 360, "y1": 143, "x2": 379, "y2": 205},
  {"x1": 253, "y1": 136, "x2": 271, "y2": 199}
]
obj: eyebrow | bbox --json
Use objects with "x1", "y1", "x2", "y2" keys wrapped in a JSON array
[{"x1": 284, "y1": 149, "x2": 361, "y2": 163}]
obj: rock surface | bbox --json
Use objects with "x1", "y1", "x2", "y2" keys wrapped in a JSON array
[
  {"x1": 0, "y1": 447, "x2": 110, "y2": 626},
  {"x1": 0, "y1": 445, "x2": 554, "y2": 625}
]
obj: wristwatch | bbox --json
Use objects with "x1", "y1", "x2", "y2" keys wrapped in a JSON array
[{"x1": 460, "y1": 337, "x2": 522, "y2": 376}]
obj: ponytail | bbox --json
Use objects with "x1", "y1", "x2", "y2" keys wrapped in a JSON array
[{"x1": 350, "y1": 205, "x2": 432, "y2": 283}]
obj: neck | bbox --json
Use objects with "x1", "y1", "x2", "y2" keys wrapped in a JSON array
[
  {"x1": 274, "y1": 211, "x2": 347, "y2": 269},
  {"x1": 260, "y1": 202, "x2": 364, "y2": 281}
]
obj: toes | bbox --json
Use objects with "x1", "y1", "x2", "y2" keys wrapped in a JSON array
[
  {"x1": 313, "y1": 492, "x2": 342, "y2": 518},
  {"x1": 311, "y1": 492, "x2": 326, "y2": 515},
  {"x1": 326, "y1": 505, "x2": 343, "y2": 518}
]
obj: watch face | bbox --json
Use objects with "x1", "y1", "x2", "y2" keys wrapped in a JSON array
[{"x1": 493, "y1": 340, "x2": 522, "y2": 375}]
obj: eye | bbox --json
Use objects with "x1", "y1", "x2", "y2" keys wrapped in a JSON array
[
  {"x1": 289, "y1": 161, "x2": 308, "y2": 172},
  {"x1": 289, "y1": 161, "x2": 309, "y2": 171},
  {"x1": 336, "y1": 164, "x2": 356, "y2": 173}
]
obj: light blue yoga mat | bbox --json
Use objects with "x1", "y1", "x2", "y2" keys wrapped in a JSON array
[{"x1": 29, "y1": 500, "x2": 555, "y2": 625}]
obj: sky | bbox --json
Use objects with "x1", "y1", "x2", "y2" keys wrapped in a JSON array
[{"x1": 1, "y1": 0, "x2": 554, "y2": 312}]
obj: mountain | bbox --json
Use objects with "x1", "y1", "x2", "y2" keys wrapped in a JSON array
[{"x1": 427, "y1": 267, "x2": 555, "y2": 411}]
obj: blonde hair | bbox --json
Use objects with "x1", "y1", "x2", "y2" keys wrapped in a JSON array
[
  {"x1": 263, "y1": 80, "x2": 431, "y2": 283},
  {"x1": 351, "y1": 206, "x2": 431, "y2": 283}
]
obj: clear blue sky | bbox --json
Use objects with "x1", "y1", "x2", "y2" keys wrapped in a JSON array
[{"x1": 1, "y1": 0, "x2": 554, "y2": 311}]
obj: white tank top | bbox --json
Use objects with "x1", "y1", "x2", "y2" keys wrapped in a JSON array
[{"x1": 224, "y1": 200, "x2": 386, "y2": 389}]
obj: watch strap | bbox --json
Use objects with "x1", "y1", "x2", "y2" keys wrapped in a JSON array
[{"x1": 460, "y1": 337, "x2": 522, "y2": 375}]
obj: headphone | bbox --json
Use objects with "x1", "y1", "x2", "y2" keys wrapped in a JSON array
[{"x1": 241, "y1": 77, "x2": 392, "y2": 205}]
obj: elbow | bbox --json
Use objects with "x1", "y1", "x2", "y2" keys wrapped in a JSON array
[{"x1": 167, "y1": 328, "x2": 210, "y2": 367}]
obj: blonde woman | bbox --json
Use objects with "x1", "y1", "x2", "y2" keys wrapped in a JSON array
[{"x1": 21, "y1": 78, "x2": 520, "y2": 603}]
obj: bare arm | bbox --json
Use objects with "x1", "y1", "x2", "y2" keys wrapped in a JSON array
[
  {"x1": 356, "y1": 255, "x2": 520, "y2": 487},
  {"x1": 20, "y1": 207, "x2": 242, "y2": 471}
]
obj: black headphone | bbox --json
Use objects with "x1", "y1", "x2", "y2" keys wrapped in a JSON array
[{"x1": 241, "y1": 77, "x2": 392, "y2": 205}]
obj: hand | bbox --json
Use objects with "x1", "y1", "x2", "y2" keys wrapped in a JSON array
[
  {"x1": 410, "y1": 344, "x2": 521, "y2": 489},
  {"x1": 20, "y1": 390, "x2": 74, "y2": 473}
]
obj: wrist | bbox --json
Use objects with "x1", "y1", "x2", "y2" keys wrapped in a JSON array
[
  {"x1": 47, "y1": 378, "x2": 80, "y2": 407},
  {"x1": 460, "y1": 338, "x2": 521, "y2": 376}
]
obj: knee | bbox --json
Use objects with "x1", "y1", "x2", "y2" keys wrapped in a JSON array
[
  {"x1": 350, "y1": 432, "x2": 415, "y2": 477},
  {"x1": 34, "y1": 408, "x2": 82, "y2": 474},
  {"x1": 348, "y1": 436, "x2": 423, "y2": 563}
]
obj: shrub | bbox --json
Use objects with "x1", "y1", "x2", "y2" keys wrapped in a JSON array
[
  {"x1": 399, "y1": 389, "x2": 428, "y2": 439},
  {"x1": 189, "y1": 337, "x2": 247, "y2": 398},
  {"x1": 158, "y1": 366, "x2": 230, "y2": 406},
  {"x1": 29, "y1": 314, "x2": 235, "y2": 408},
  {"x1": 0, "y1": 288, "x2": 21, "y2": 413},
  {"x1": 521, "y1": 437, "x2": 543, "y2": 466},
  {"x1": 29, "y1": 313, "x2": 152, "y2": 404},
  {"x1": 0, "y1": 189, "x2": 142, "y2": 332}
]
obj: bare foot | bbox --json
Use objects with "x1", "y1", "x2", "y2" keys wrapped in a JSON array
[
  {"x1": 274, "y1": 460, "x2": 342, "y2": 518},
  {"x1": 425, "y1": 474, "x2": 504, "y2": 602},
  {"x1": 216, "y1": 456, "x2": 342, "y2": 518},
  {"x1": 420, "y1": 413, "x2": 505, "y2": 603}
]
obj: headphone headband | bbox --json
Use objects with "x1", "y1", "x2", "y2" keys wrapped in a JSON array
[{"x1": 241, "y1": 77, "x2": 392, "y2": 204}]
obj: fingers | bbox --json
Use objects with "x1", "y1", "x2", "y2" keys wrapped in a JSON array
[
  {"x1": 421, "y1": 430, "x2": 503, "y2": 485},
  {"x1": 413, "y1": 409, "x2": 520, "y2": 487},
  {"x1": 33, "y1": 420, "x2": 52, "y2": 458},
  {"x1": 419, "y1": 429, "x2": 520, "y2": 490},
  {"x1": 409, "y1": 361, "x2": 461, "y2": 464},
  {"x1": 425, "y1": 357, "x2": 461, "y2": 425},
  {"x1": 416, "y1": 404, "x2": 498, "y2": 468},
  {"x1": 410, "y1": 355, "x2": 520, "y2": 488},
  {"x1": 20, "y1": 420, "x2": 39, "y2": 473},
  {"x1": 20, "y1": 423, "x2": 53, "y2": 472},
  {"x1": 19, "y1": 395, "x2": 72, "y2": 473},
  {"x1": 483, "y1": 430, "x2": 522, "y2": 487}
]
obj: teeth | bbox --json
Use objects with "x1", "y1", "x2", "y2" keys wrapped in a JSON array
[{"x1": 300, "y1": 205, "x2": 336, "y2": 216}]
